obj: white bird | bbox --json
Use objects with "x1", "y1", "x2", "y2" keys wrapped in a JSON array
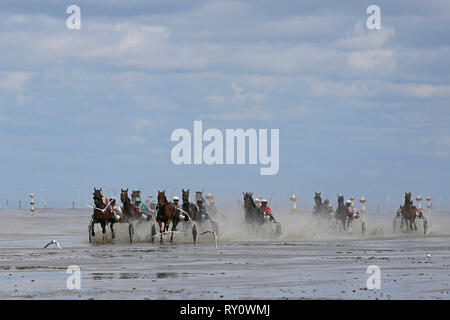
[
  {"x1": 44, "y1": 240, "x2": 62, "y2": 249},
  {"x1": 426, "y1": 253, "x2": 431, "y2": 258}
]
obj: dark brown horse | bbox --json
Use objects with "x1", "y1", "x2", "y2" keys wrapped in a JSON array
[
  {"x1": 335, "y1": 195, "x2": 351, "y2": 230},
  {"x1": 182, "y1": 189, "x2": 197, "y2": 222},
  {"x1": 156, "y1": 190, "x2": 178, "y2": 243},
  {"x1": 120, "y1": 188, "x2": 138, "y2": 220},
  {"x1": 131, "y1": 190, "x2": 141, "y2": 204},
  {"x1": 243, "y1": 192, "x2": 265, "y2": 225},
  {"x1": 313, "y1": 192, "x2": 330, "y2": 218},
  {"x1": 401, "y1": 192, "x2": 418, "y2": 231},
  {"x1": 90, "y1": 188, "x2": 116, "y2": 241}
]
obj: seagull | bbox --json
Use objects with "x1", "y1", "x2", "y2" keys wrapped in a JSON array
[
  {"x1": 44, "y1": 240, "x2": 62, "y2": 249},
  {"x1": 426, "y1": 253, "x2": 431, "y2": 258}
]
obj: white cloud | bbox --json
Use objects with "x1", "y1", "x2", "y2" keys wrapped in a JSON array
[
  {"x1": 199, "y1": 105, "x2": 273, "y2": 121},
  {"x1": 335, "y1": 22, "x2": 395, "y2": 49},
  {"x1": 348, "y1": 49, "x2": 395, "y2": 72},
  {"x1": 134, "y1": 118, "x2": 154, "y2": 130},
  {"x1": 204, "y1": 95, "x2": 226, "y2": 106},
  {"x1": 307, "y1": 78, "x2": 374, "y2": 98},
  {"x1": 116, "y1": 135, "x2": 146, "y2": 145},
  {"x1": 0, "y1": 72, "x2": 31, "y2": 91}
]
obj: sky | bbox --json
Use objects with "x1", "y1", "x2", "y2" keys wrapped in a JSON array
[{"x1": 0, "y1": 0, "x2": 449, "y2": 211}]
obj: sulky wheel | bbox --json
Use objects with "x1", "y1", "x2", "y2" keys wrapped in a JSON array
[
  {"x1": 192, "y1": 223, "x2": 198, "y2": 244},
  {"x1": 423, "y1": 219, "x2": 428, "y2": 235},
  {"x1": 275, "y1": 222, "x2": 281, "y2": 239},
  {"x1": 393, "y1": 217, "x2": 399, "y2": 233},
  {"x1": 151, "y1": 222, "x2": 157, "y2": 243},
  {"x1": 211, "y1": 220, "x2": 219, "y2": 236},
  {"x1": 88, "y1": 218, "x2": 93, "y2": 243},
  {"x1": 128, "y1": 223, "x2": 134, "y2": 243}
]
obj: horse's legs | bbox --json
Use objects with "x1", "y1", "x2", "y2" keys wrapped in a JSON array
[
  {"x1": 158, "y1": 220, "x2": 164, "y2": 243},
  {"x1": 91, "y1": 220, "x2": 96, "y2": 236},
  {"x1": 110, "y1": 222, "x2": 115, "y2": 239},
  {"x1": 413, "y1": 217, "x2": 417, "y2": 231},
  {"x1": 170, "y1": 217, "x2": 178, "y2": 244},
  {"x1": 101, "y1": 222, "x2": 106, "y2": 241}
]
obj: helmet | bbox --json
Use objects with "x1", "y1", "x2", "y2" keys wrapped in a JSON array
[
  {"x1": 173, "y1": 196, "x2": 179, "y2": 201},
  {"x1": 345, "y1": 200, "x2": 352, "y2": 206},
  {"x1": 261, "y1": 199, "x2": 268, "y2": 204},
  {"x1": 324, "y1": 199, "x2": 329, "y2": 204},
  {"x1": 135, "y1": 197, "x2": 141, "y2": 203}
]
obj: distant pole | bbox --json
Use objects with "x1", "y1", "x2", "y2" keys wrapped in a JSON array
[
  {"x1": 72, "y1": 200, "x2": 75, "y2": 209},
  {"x1": 416, "y1": 195, "x2": 423, "y2": 215},
  {"x1": 19, "y1": 200, "x2": 21, "y2": 210},
  {"x1": 426, "y1": 196, "x2": 432, "y2": 221},
  {"x1": 350, "y1": 196, "x2": 355, "y2": 208},
  {"x1": 6, "y1": 199, "x2": 8, "y2": 207},
  {"x1": 30, "y1": 194, "x2": 35, "y2": 213},
  {"x1": 360, "y1": 196, "x2": 367, "y2": 214},
  {"x1": 290, "y1": 194, "x2": 299, "y2": 213}
]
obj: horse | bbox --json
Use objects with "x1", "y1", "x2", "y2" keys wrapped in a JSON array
[
  {"x1": 120, "y1": 188, "x2": 138, "y2": 220},
  {"x1": 312, "y1": 192, "x2": 331, "y2": 218},
  {"x1": 131, "y1": 190, "x2": 141, "y2": 204},
  {"x1": 195, "y1": 191, "x2": 205, "y2": 203},
  {"x1": 181, "y1": 189, "x2": 197, "y2": 222},
  {"x1": 335, "y1": 195, "x2": 351, "y2": 230},
  {"x1": 156, "y1": 190, "x2": 178, "y2": 243},
  {"x1": 243, "y1": 192, "x2": 265, "y2": 225},
  {"x1": 90, "y1": 188, "x2": 116, "y2": 241},
  {"x1": 401, "y1": 192, "x2": 418, "y2": 231}
]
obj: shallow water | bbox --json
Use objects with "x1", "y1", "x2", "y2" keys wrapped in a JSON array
[{"x1": 0, "y1": 208, "x2": 449, "y2": 299}]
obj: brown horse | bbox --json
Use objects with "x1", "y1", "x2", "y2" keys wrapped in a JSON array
[
  {"x1": 182, "y1": 189, "x2": 197, "y2": 221},
  {"x1": 401, "y1": 192, "x2": 418, "y2": 231},
  {"x1": 120, "y1": 188, "x2": 138, "y2": 220},
  {"x1": 90, "y1": 188, "x2": 116, "y2": 241},
  {"x1": 156, "y1": 190, "x2": 179, "y2": 243},
  {"x1": 131, "y1": 190, "x2": 141, "y2": 204}
]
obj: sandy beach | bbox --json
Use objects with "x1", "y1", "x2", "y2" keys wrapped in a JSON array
[{"x1": 0, "y1": 208, "x2": 449, "y2": 299}]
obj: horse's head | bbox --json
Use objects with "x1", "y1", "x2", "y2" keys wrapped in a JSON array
[
  {"x1": 120, "y1": 188, "x2": 129, "y2": 203},
  {"x1": 314, "y1": 192, "x2": 322, "y2": 205},
  {"x1": 182, "y1": 189, "x2": 190, "y2": 204},
  {"x1": 131, "y1": 190, "x2": 141, "y2": 200},
  {"x1": 337, "y1": 195, "x2": 344, "y2": 205},
  {"x1": 195, "y1": 191, "x2": 203, "y2": 201},
  {"x1": 93, "y1": 188, "x2": 103, "y2": 206},
  {"x1": 243, "y1": 192, "x2": 255, "y2": 207},
  {"x1": 405, "y1": 192, "x2": 412, "y2": 202},
  {"x1": 157, "y1": 190, "x2": 167, "y2": 206}
]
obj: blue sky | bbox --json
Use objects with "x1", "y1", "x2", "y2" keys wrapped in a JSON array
[{"x1": 0, "y1": 0, "x2": 449, "y2": 210}]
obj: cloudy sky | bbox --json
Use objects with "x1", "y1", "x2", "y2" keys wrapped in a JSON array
[{"x1": 0, "y1": 0, "x2": 449, "y2": 210}]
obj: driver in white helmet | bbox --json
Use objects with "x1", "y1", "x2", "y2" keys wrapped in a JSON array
[
  {"x1": 173, "y1": 196, "x2": 183, "y2": 219},
  {"x1": 345, "y1": 199, "x2": 359, "y2": 218}
]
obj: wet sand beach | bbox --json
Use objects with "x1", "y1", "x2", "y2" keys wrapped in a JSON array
[{"x1": 0, "y1": 209, "x2": 449, "y2": 299}]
